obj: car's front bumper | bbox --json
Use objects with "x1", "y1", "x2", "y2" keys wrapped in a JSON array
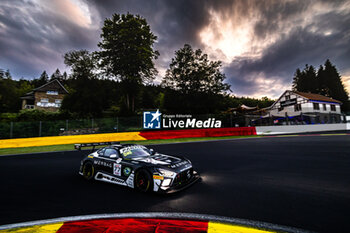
[{"x1": 158, "y1": 171, "x2": 200, "y2": 194}]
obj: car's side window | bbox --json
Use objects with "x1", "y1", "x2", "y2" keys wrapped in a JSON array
[
  {"x1": 103, "y1": 148, "x2": 119, "y2": 158},
  {"x1": 97, "y1": 148, "x2": 105, "y2": 156}
]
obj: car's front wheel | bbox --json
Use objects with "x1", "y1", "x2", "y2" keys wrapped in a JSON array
[
  {"x1": 82, "y1": 162, "x2": 95, "y2": 180},
  {"x1": 135, "y1": 169, "x2": 153, "y2": 192}
]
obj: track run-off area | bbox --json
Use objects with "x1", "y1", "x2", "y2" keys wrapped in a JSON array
[{"x1": 0, "y1": 135, "x2": 349, "y2": 232}]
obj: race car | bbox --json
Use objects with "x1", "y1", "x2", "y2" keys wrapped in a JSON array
[{"x1": 77, "y1": 142, "x2": 200, "y2": 193}]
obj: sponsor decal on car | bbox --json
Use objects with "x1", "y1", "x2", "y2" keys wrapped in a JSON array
[
  {"x1": 113, "y1": 163, "x2": 121, "y2": 176},
  {"x1": 153, "y1": 175, "x2": 164, "y2": 180},
  {"x1": 120, "y1": 146, "x2": 144, "y2": 157},
  {"x1": 94, "y1": 160, "x2": 112, "y2": 168},
  {"x1": 170, "y1": 161, "x2": 188, "y2": 168},
  {"x1": 123, "y1": 167, "x2": 131, "y2": 176}
]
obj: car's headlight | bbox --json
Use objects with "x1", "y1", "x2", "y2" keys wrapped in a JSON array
[
  {"x1": 162, "y1": 178, "x2": 172, "y2": 186},
  {"x1": 157, "y1": 168, "x2": 175, "y2": 177}
]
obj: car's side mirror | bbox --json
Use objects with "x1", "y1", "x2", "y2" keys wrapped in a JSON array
[
  {"x1": 110, "y1": 154, "x2": 117, "y2": 159},
  {"x1": 149, "y1": 149, "x2": 155, "y2": 155}
]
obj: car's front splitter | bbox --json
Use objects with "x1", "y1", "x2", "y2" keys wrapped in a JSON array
[{"x1": 158, "y1": 171, "x2": 201, "y2": 194}]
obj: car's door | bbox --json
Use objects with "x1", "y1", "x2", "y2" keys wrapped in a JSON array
[
  {"x1": 93, "y1": 147, "x2": 117, "y2": 175},
  {"x1": 99, "y1": 148, "x2": 133, "y2": 181}
]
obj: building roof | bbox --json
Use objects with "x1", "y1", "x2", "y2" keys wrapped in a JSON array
[
  {"x1": 21, "y1": 79, "x2": 69, "y2": 99},
  {"x1": 20, "y1": 92, "x2": 35, "y2": 100},
  {"x1": 228, "y1": 104, "x2": 259, "y2": 114},
  {"x1": 294, "y1": 91, "x2": 342, "y2": 104},
  {"x1": 33, "y1": 79, "x2": 69, "y2": 94}
]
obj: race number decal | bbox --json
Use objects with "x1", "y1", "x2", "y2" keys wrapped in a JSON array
[{"x1": 113, "y1": 163, "x2": 121, "y2": 176}]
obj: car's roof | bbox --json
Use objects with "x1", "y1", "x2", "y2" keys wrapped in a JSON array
[{"x1": 110, "y1": 144, "x2": 139, "y2": 149}]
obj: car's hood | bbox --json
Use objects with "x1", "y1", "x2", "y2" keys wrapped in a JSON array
[{"x1": 131, "y1": 153, "x2": 190, "y2": 169}]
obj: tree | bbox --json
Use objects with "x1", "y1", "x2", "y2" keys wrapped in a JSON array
[
  {"x1": 98, "y1": 13, "x2": 159, "y2": 112},
  {"x1": 64, "y1": 50, "x2": 96, "y2": 80},
  {"x1": 162, "y1": 44, "x2": 230, "y2": 95},
  {"x1": 5, "y1": 69, "x2": 11, "y2": 79},
  {"x1": 292, "y1": 68, "x2": 302, "y2": 91},
  {"x1": 40, "y1": 70, "x2": 49, "y2": 81},
  {"x1": 62, "y1": 50, "x2": 109, "y2": 117},
  {"x1": 292, "y1": 64, "x2": 317, "y2": 93},
  {"x1": 62, "y1": 71, "x2": 68, "y2": 81},
  {"x1": 50, "y1": 68, "x2": 62, "y2": 81},
  {"x1": 321, "y1": 59, "x2": 349, "y2": 111},
  {"x1": 31, "y1": 71, "x2": 49, "y2": 88},
  {"x1": 0, "y1": 69, "x2": 26, "y2": 112}
]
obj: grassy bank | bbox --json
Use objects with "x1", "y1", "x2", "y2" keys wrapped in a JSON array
[{"x1": 0, "y1": 135, "x2": 260, "y2": 156}]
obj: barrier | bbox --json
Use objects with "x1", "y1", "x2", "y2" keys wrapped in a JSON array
[
  {"x1": 0, "y1": 132, "x2": 145, "y2": 149},
  {"x1": 0, "y1": 124, "x2": 348, "y2": 149},
  {"x1": 256, "y1": 123, "x2": 349, "y2": 135},
  {"x1": 139, "y1": 127, "x2": 257, "y2": 140}
]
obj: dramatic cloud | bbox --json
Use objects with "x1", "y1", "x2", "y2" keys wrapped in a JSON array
[
  {"x1": 198, "y1": 0, "x2": 350, "y2": 97},
  {"x1": 0, "y1": 0, "x2": 349, "y2": 98},
  {"x1": 0, "y1": 0, "x2": 100, "y2": 78}
]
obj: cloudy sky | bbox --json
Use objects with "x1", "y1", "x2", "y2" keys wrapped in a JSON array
[{"x1": 0, "y1": 0, "x2": 349, "y2": 98}]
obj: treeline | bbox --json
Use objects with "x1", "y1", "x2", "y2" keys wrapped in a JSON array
[
  {"x1": 292, "y1": 59, "x2": 350, "y2": 111},
  {"x1": 0, "y1": 68, "x2": 274, "y2": 121}
]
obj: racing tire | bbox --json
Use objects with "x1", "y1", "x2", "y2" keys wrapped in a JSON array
[
  {"x1": 82, "y1": 162, "x2": 95, "y2": 180},
  {"x1": 135, "y1": 169, "x2": 153, "y2": 192}
]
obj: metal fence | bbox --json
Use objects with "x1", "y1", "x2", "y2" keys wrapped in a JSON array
[
  {"x1": 0, "y1": 117, "x2": 142, "y2": 139},
  {"x1": 0, "y1": 114, "x2": 246, "y2": 139},
  {"x1": 0, "y1": 113, "x2": 348, "y2": 139}
]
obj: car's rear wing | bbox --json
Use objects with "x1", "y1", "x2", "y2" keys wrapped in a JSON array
[{"x1": 74, "y1": 141, "x2": 120, "y2": 151}]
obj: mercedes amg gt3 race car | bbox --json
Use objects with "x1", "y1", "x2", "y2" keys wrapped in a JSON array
[{"x1": 77, "y1": 142, "x2": 200, "y2": 193}]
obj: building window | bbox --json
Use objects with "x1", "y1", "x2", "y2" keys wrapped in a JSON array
[
  {"x1": 294, "y1": 104, "x2": 302, "y2": 111},
  {"x1": 55, "y1": 99, "x2": 62, "y2": 107},
  {"x1": 47, "y1": 91, "x2": 58, "y2": 95},
  {"x1": 331, "y1": 104, "x2": 336, "y2": 111},
  {"x1": 323, "y1": 104, "x2": 327, "y2": 111},
  {"x1": 285, "y1": 95, "x2": 290, "y2": 100},
  {"x1": 41, "y1": 98, "x2": 48, "y2": 103},
  {"x1": 313, "y1": 103, "x2": 320, "y2": 110}
]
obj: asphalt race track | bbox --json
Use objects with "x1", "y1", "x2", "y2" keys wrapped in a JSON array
[{"x1": 0, "y1": 135, "x2": 349, "y2": 232}]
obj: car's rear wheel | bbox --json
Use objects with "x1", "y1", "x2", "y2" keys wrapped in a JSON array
[
  {"x1": 135, "y1": 170, "x2": 153, "y2": 192},
  {"x1": 82, "y1": 162, "x2": 95, "y2": 180}
]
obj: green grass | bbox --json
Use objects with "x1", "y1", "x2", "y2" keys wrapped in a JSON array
[{"x1": 0, "y1": 135, "x2": 260, "y2": 156}]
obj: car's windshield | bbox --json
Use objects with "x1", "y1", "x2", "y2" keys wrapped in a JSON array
[{"x1": 119, "y1": 145, "x2": 150, "y2": 159}]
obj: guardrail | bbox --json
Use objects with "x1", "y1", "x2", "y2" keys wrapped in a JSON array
[{"x1": 256, "y1": 123, "x2": 350, "y2": 135}]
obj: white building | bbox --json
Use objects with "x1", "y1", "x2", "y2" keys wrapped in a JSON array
[{"x1": 267, "y1": 90, "x2": 342, "y2": 124}]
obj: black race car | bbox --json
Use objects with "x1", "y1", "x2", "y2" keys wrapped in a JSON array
[{"x1": 77, "y1": 142, "x2": 200, "y2": 193}]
